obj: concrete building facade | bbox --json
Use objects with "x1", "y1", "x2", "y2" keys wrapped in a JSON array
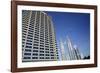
[{"x1": 22, "y1": 10, "x2": 59, "y2": 62}]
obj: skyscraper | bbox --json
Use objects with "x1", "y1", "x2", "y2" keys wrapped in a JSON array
[
  {"x1": 67, "y1": 36, "x2": 76, "y2": 60},
  {"x1": 60, "y1": 40, "x2": 66, "y2": 60},
  {"x1": 22, "y1": 10, "x2": 59, "y2": 62},
  {"x1": 67, "y1": 36, "x2": 82, "y2": 60},
  {"x1": 73, "y1": 45, "x2": 82, "y2": 60}
]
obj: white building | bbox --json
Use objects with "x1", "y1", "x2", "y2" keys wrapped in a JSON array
[{"x1": 22, "y1": 10, "x2": 59, "y2": 62}]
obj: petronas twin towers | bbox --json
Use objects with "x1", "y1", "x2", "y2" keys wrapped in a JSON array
[{"x1": 60, "y1": 36, "x2": 82, "y2": 60}]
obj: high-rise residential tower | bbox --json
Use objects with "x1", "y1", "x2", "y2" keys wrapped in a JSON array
[{"x1": 22, "y1": 10, "x2": 59, "y2": 62}]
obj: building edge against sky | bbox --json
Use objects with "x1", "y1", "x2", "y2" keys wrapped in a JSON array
[
  {"x1": 60, "y1": 36, "x2": 85, "y2": 61},
  {"x1": 22, "y1": 10, "x2": 59, "y2": 62}
]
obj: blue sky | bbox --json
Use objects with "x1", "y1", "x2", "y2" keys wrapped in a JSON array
[{"x1": 45, "y1": 11, "x2": 90, "y2": 59}]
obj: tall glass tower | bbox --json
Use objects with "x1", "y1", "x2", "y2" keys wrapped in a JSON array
[
  {"x1": 22, "y1": 10, "x2": 59, "y2": 62},
  {"x1": 67, "y1": 36, "x2": 82, "y2": 60}
]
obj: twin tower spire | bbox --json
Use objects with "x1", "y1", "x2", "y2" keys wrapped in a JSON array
[{"x1": 60, "y1": 36, "x2": 83, "y2": 60}]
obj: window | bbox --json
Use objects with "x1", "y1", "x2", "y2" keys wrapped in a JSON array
[
  {"x1": 33, "y1": 47, "x2": 38, "y2": 49},
  {"x1": 50, "y1": 47, "x2": 53, "y2": 48},
  {"x1": 35, "y1": 34, "x2": 39, "y2": 37},
  {"x1": 40, "y1": 33, "x2": 44, "y2": 35},
  {"x1": 40, "y1": 40, "x2": 44, "y2": 42},
  {"x1": 45, "y1": 48, "x2": 49, "y2": 50},
  {"x1": 45, "y1": 38, "x2": 49, "y2": 41},
  {"x1": 26, "y1": 43, "x2": 32, "y2": 45},
  {"x1": 45, "y1": 46, "x2": 49, "y2": 48},
  {"x1": 51, "y1": 57, "x2": 54, "y2": 59},
  {"x1": 27, "y1": 40, "x2": 32, "y2": 42},
  {"x1": 22, "y1": 35, "x2": 26, "y2": 38},
  {"x1": 51, "y1": 54, "x2": 54, "y2": 56},
  {"x1": 25, "y1": 49, "x2": 31, "y2": 52},
  {"x1": 24, "y1": 53, "x2": 31, "y2": 55},
  {"x1": 45, "y1": 51, "x2": 49, "y2": 53},
  {"x1": 45, "y1": 57, "x2": 49, "y2": 59},
  {"x1": 50, "y1": 52, "x2": 54, "y2": 53},
  {"x1": 28, "y1": 29, "x2": 34, "y2": 32},
  {"x1": 35, "y1": 25, "x2": 39, "y2": 28},
  {"x1": 45, "y1": 54, "x2": 49, "y2": 56},
  {"x1": 33, "y1": 53, "x2": 38, "y2": 56},
  {"x1": 45, "y1": 44, "x2": 49, "y2": 45},
  {"x1": 40, "y1": 39, "x2": 44, "y2": 41},
  {"x1": 45, "y1": 42, "x2": 49, "y2": 43},
  {"x1": 22, "y1": 42, "x2": 25, "y2": 44},
  {"x1": 29, "y1": 23, "x2": 34, "y2": 26},
  {"x1": 22, "y1": 45, "x2": 24, "y2": 47},
  {"x1": 40, "y1": 48, "x2": 44, "y2": 50},
  {"x1": 50, "y1": 49, "x2": 53, "y2": 51},
  {"x1": 56, "y1": 52, "x2": 58, "y2": 54},
  {"x1": 39, "y1": 54, "x2": 44, "y2": 56},
  {"x1": 34, "y1": 36, "x2": 39, "y2": 39},
  {"x1": 23, "y1": 28, "x2": 27, "y2": 30},
  {"x1": 32, "y1": 57, "x2": 38, "y2": 59},
  {"x1": 29, "y1": 27, "x2": 34, "y2": 30},
  {"x1": 40, "y1": 37, "x2": 44, "y2": 40},
  {"x1": 40, "y1": 29, "x2": 44, "y2": 32},
  {"x1": 33, "y1": 50, "x2": 38, "y2": 52},
  {"x1": 40, "y1": 51, "x2": 44, "y2": 53},
  {"x1": 26, "y1": 46, "x2": 32, "y2": 48},
  {"x1": 40, "y1": 45, "x2": 44, "y2": 47},
  {"x1": 22, "y1": 33, "x2": 26, "y2": 35},
  {"x1": 22, "y1": 39, "x2": 25, "y2": 41},
  {"x1": 34, "y1": 39, "x2": 39, "y2": 41},
  {"x1": 28, "y1": 32, "x2": 33, "y2": 35},
  {"x1": 34, "y1": 44, "x2": 38, "y2": 46},
  {"x1": 40, "y1": 43, "x2": 44, "y2": 45},
  {"x1": 24, "y1": 57, "x2": 30, "y2": 59},
  {"x1": 27, "y1": 37, "x2": 33, "y2": 40},
  {"x1": 40, "y1": 57, "x2": 44, "y2": 59},
  {"x1": 22, "y1": 30, "x2": 27, "y2": 33},
  {"x1": 40, "y1": 35, "x2": 44, "y2": 37},
  {"x1": 34, "y1": 41, "x2": 39, "y2": 43}
]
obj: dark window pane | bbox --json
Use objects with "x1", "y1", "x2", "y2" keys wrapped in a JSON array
[
  {"x1": 39, "y1": 54, "x2": 44, "y2": 56},
  {"x1": 26, "y1": 43, "x2": 32, "y2": 45},
  {"x1": 24, "y1": 53, "x2": 31, "y2": 55},
  {"x1": 24, "y1": 57, "x2": 30, "y2": 59},
  {"x1": 45, "y1": 57, "x2": 49, "y2": 59},
  {"x1": 40, "y1": 57, "x2": 44, "y2": 59},
  {"x1": 25, "y1": 49, "x2": 31, "y2": 52},
  {"x1": 51, "y1": 57, "x2": 54, "y2": 59},
  {"x1": 27, "y1": 40, "x2": 32, "y2": 42},
  {"x1": 27, "y1": 37, "x2": 33, "y2": 40},
  {"x1": 45, "y1": 54, "x2": 49, "y2": 56},
  {"x1": 32, "y1": 57, "x2": 38, "y2": 59},
  {"x1": 26, "y1": 46, "x2": 32, "y2": 48},
  {"x1": 40, "y1": 51, "x2": 44, "y2": 53},
  {"x1": 33, "y1": 47, "x2": 38, "y2": 49},
  {"x1": 33, "y1": 50, "x2": 38, "y2": 52},
  {"x1": 33, "y1": 53, "x2": 38, "y2": 56}
]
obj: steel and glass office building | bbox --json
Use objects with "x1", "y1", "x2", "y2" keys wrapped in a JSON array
[
  {"x1": 67, "y1": 36, "x2": 82, "y2": 60},
  {"x1": 22, "y1": 10, "x2": 59, "y2": 62}
]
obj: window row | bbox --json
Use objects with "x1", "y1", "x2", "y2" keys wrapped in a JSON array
[
  {"x1": 24, "y1": 52, "x2": 55, "y2": 56},
  {"x1": 23, "y1": 57, "x2": 55, "y2": 59}
]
